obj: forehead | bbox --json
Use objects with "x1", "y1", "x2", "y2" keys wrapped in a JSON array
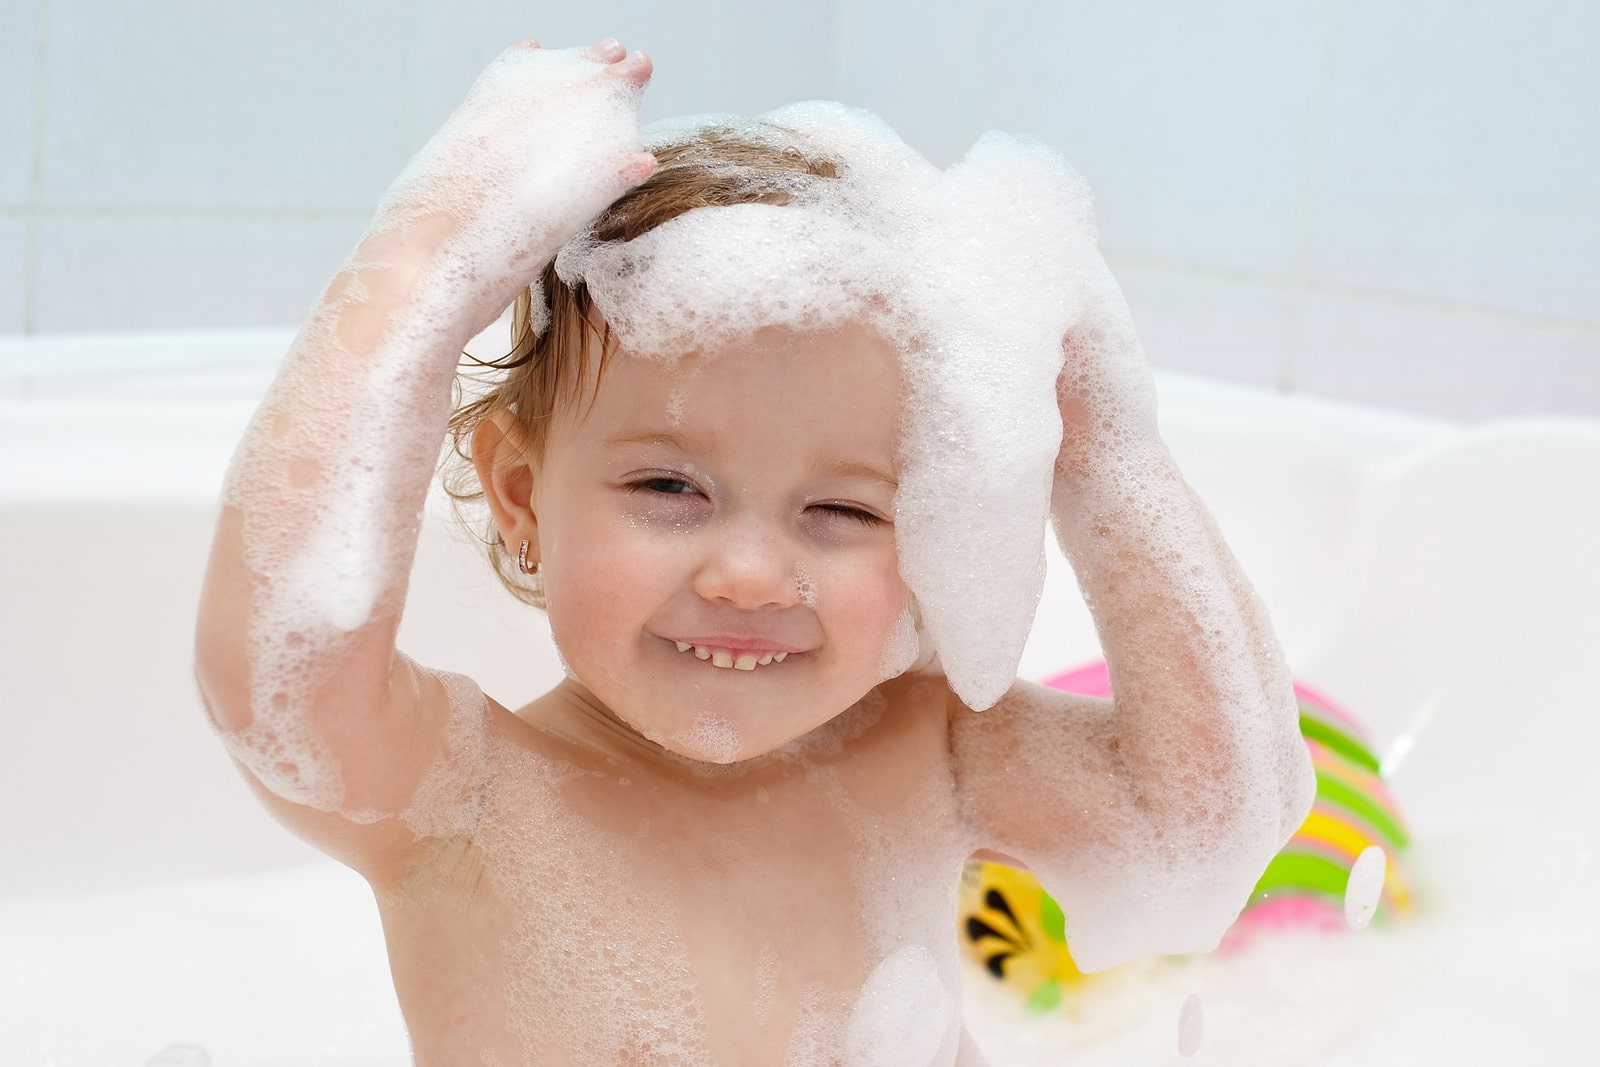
[
  {"x1": 595, "y1": 321, "x2": 908, "y2": 415},
  {"x1": 572, "y1": 321, "x2": 903, "y2": 450}
]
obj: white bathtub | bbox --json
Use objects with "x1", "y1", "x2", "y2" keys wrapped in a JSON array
[{"x1": 2, "y1": 327, "x2": 1597, "y2": 1065}]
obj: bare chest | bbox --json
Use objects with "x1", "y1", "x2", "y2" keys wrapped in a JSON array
[{"x1": 385, "y1": 691, "x2": 974, "y2": 1063}]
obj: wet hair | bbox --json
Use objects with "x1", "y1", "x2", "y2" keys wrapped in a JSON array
[{"x1": 444, "y1": 127, "x2": 841, "y2": 606}]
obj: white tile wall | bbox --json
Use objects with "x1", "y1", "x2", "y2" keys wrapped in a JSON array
[
  {"x1": 1115, "y1": 266, "x2": 1294, "y2": 390},
  {"x1": 3, "y1": 0, "x2": 1598, "y2": 420},
  {"x1": 409, "y1": 0, "x2": 727, "y2": 146},
  {"x1": 1295, "y1": 294, "x2": 1600, "y2": 419},
  {"x1": 716, "y1": 0, "x2": 835, "y2": 116},
  {"x1": 34, "y1": 215, "x2": 363, "y2": 332},
  {"x1": 0, "y1": 0, "x2": 40, "y2": 206},
  {"x1": 966, "y1": 0, "x2": 1328, "y2": 278},
  {"x1": 0, "y1": 220, "x2": 26, "y2": 332},
  {"x1": 1312, "y1": 0, "x2": 1600, "y2": 326},
  {"x1": 832, "y1": 0, "x2": 984, "y2": 167},
  {"x1": 39, "y1": 0, "x2": 415, "y2": 211}
]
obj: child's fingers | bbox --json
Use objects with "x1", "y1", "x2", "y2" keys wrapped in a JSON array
[
  {"x1": 587, "y1": 37, "x2": 627, "y2": 63},
  {"x1": 607, "y1": 49, "x2": 654, "y2": 86}
]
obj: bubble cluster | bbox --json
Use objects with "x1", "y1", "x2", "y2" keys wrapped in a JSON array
[
  {"x1": 845, "y1": 943, "x2": 954, "y2": 1066},
  {"x1": 555, "y1": 104, "x2": 1104, "y2": 710},
  {"x1": 673, "y1": 712, "x2": 743, "y2": 764},
  {"x1": 793, "y1": 564, "x2": 819, "y2": 609},
  {"x1": 213, "y1": 42, "x2": 650, "y2": 813},
  {"x1": 876, "y1": 602, "x2": 922, "y2": 682}
]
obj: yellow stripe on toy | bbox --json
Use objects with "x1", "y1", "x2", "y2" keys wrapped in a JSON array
[{"x1": 959, "y1": 663, "x2": 1412, "y2": 1010}]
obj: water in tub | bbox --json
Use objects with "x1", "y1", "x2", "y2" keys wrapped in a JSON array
[{"x1": 7, "y1": 45, "x2": 1600, "y2": 1067}]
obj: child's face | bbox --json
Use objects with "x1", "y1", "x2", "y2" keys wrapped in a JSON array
[{"x1": 531, "y1": 321, "x2": 910, "y2": 763}]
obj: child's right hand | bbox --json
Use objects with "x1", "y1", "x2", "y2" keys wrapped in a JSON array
[{"x1": 355, "y1": 38, "x2": 657, "y2": 335}]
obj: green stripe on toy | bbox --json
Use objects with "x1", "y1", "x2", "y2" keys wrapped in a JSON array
[{"x1": 958, "y1": 661, "x2": 1414, "y2": 1011}]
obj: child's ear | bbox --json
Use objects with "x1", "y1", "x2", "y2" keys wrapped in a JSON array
[{"x1": 472, "y1": 410, "x2": 540, "y2": 558}]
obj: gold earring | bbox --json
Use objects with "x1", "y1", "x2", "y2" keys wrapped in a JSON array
[{"x1": 517, "y1": 539, "x2": 546, "y2": 609}]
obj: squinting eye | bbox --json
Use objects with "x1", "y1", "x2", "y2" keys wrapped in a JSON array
[
  {"x1": 629, "y1": 476, "x2": 700, "y2": 496},
  {"x1": 811, "y1": 503, "x2": 887, "y2": 528}
]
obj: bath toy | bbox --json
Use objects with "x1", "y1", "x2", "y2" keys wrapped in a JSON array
[{"x1": 959, "y1": 661, "x2": 1412, "y2": 1008}]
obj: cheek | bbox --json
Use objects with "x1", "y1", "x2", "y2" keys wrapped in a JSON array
[{"x1": 823, "y1": 547, "x2": 910, "y2": 641}]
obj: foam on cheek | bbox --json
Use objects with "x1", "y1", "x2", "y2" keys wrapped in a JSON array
[{"x1": 554, "y1": 103, "x2": 1101, "y2": 710}]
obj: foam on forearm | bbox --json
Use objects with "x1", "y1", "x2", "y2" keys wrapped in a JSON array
[{"x1": 214, "y1": 45, "x2": 648, "y2": 812}]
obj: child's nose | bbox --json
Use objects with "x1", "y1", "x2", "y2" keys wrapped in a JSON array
[{"x1": 692, "y1": 520, "x2": 801, "y2": 610}]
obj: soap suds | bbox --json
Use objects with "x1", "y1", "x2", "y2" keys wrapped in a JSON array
[
  {"x1": 1345, "y1": 845, "x2": 1387, "y2": 930},
  {"x1": 553, "y1": 105, "x2": 1097, "y2": 711}
]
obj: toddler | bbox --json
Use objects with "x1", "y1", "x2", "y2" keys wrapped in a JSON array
[{"x1": 194, "y1": 37, "x2": 1314, "y2": 1065}]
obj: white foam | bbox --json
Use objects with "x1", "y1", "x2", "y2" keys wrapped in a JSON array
[
  {"x1": 1345, "y1": 845, "x2": 1388, "y2": 930},
  {"x1": 844, "y1": 944, "x2": 954, "y2": 1067},
  {"x1": 794, "y1": 563, "x2": 819, "y2": 608},
  {"x1": 1177, "y1": 992, "x2": 1203, "y2": 1057},
  {"x1": 876, "y1": 601, "x2": 922, "y2": 681},
  {"x1": 674, "y1": 712, "x2": 743, "y2": 764},
  {"x1": 213, "y1": 42, "x2": 650, "y2": 815},
  {"x1": 554, "y1": 104, "x2": 1097, "y2": 710}
]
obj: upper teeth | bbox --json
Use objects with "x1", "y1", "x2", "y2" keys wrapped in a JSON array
[{"x1": 674, "y1": 642, "x2": 788, "y2": 670}]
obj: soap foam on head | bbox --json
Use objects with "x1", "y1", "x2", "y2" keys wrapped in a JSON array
[
  {"x1": 554, "y1": 103, "x2": 1109, "y2": 710},
  {"x1": 217, "y1": 42, "x2": 653, "y2": 812}
]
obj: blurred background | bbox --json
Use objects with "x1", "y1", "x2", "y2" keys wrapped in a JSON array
[{"x1": 1, "y1": 0, "x2": 1596, "y2": 419}]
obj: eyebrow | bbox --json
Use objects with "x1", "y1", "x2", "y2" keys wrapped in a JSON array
[
  {"x1": 823, "y1": 459, "x2": 899, "y2": 491},
  {"x1": 602, "y1": 430, "x2": 690, "y2": 452},
  {"x1": 604, "y1": 430, "x2": 898, "y2": 490}
]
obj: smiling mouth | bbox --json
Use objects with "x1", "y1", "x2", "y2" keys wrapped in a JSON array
[{"x1": 671, "y1": 642, "x2": 790, "y2": 671}]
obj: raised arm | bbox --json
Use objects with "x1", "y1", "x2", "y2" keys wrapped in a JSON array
[
  {"x1": 193, "y1": 40, "x2": 656, "y2": 878},
  {"x1": 951, "y1": 258, "x2": 1315, "y2": 972}
]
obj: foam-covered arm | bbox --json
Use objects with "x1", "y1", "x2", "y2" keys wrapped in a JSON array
[
  {"x1": 953, "y1": 264, "x2": 1314, "y2": 972},
  {"x1": 192, "y1": 42, "x2": 653, "y2": 849}
]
